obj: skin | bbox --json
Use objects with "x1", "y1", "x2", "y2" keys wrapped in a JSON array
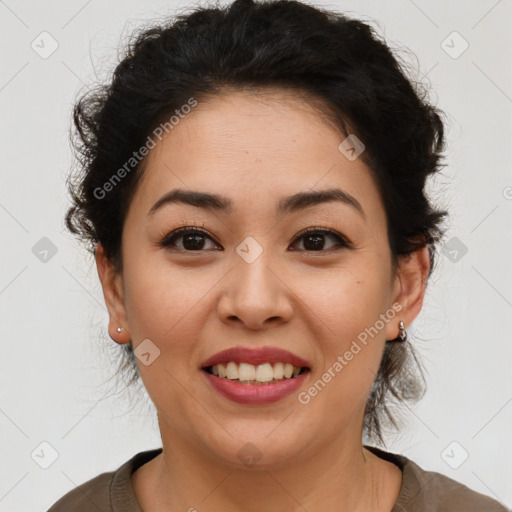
[{"x1": 96, "y1": 88, "x2": 431, "y2": 512}]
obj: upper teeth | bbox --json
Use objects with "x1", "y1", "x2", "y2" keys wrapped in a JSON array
[{"x1": 210, "y1": 362, "x2": 302, "y2": 382}]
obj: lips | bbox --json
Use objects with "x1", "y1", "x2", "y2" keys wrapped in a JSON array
[
  {"x1": 200, "y1": 346, "x2": 311, "y2": 405},
  {"x1": 202, "y1": 369, "x2": 309, "y2": 404},
  {"x1": 200, "y1": 346, "x2": 311, "y2": 370}
]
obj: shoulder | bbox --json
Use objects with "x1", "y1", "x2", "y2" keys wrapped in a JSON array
[
  {"x1": 365, "y1": 445, "x2": 509, "y2": 512},
  {"x1": 47, "y1": 469, "x2": 115, "y2": 512},
  {"x1": 46, "y1": 448, "x2": 163, "y2": 512},
  {"x1": 402, "y1": 459, "x2": 509, "y2": 511}
]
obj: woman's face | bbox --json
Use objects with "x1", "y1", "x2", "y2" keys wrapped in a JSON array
[{"x1": 98, "y1": 88, "x2": 427, "y2": 468}]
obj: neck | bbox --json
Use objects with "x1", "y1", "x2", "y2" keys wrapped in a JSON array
[{"x1": 133, "y1": 423, "x2": 401, "y2": 512}]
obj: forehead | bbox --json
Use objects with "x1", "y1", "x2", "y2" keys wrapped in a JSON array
[{"x1": 128, "y1": 89, "x2": 383, "y2": 222}]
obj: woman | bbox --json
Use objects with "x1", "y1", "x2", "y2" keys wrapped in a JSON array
[{"x1": 48, "y1": 0, "x2": 507, "y2": 510}]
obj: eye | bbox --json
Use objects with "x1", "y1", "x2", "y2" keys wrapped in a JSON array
[
  {"x1": 290, "y1": 227, "x2": 351, "y2": 252},
  {"x1": 160, "y1": 226, "x2": 220, "y2": 251},
  {"x1": 159, "y1": 226, "x2": 351, "y2": 252}
]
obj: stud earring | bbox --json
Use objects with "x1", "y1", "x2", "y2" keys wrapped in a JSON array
[{"x1": 117, "y1": 327, "x2": 123, "y2": 333}]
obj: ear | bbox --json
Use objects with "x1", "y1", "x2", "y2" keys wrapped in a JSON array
[
  {"x1": 95, "y1": 242, "x2": 130, "y2": 344},
  {"x1": 385, "y1": 245, "x2": 431, "y2": 341}
]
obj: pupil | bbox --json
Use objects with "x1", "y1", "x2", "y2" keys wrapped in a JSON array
[
  {"x1": 183, "y1": 234, "x2": 205, "y2": 250},
  {"x1": 304, "y1": 234, "x2": 324, "y2": 250}
]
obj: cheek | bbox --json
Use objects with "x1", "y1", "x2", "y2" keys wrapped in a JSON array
[
  {"x1": 121, "y1": 256, "x2": 225, "y2": 394},
  {"x1": 120, "y1": 261, "x2": 212, "y2": 407},
  {"x1": 301, "y1": 263, "x2": 392, "y2": 342},
  {"x1": 297, "y1": 259, "x2": 391, "y2": 394},
  {"x1": 296, "y1": 276, "x2": 389, "y2": 426},
  {"x1": 122, "y1": 253, "x2": 211, "y2": 337}
]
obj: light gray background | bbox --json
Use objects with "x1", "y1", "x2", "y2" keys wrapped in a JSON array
[{"x1": 1, "y1": 0, "x2": 511, "y2": 510}]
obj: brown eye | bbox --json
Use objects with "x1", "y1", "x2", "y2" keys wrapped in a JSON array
[
  {"x1": 160, "y1": 227, "x2": 220, "y2": 251},
  {"x1": 290, "y1": 228, "x2": 350, "y2": 252},
  {"x1": 160, "y1": 226, "x2": 351, "y2": 253}
]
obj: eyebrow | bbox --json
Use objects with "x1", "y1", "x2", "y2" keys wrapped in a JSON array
[{"x1": 147, "y1": 187, "x2": 365, "y2": 218}]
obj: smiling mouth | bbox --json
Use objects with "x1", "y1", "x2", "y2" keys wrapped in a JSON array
[{"x1": 203, "y1": 361, "x2": 309, "y2": 385}]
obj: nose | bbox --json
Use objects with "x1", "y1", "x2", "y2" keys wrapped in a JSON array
[{"x1": 217, "y1": 253, "x2": 294, "y2": 330}]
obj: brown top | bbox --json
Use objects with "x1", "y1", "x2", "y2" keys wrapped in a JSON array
[{"x1": 47, "y1": 446, "x2": 508, "y2": 511}]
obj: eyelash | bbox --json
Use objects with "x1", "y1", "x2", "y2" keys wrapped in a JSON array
[{"x1": 159, "y1": 225, "x2": 351, "y2": 253}]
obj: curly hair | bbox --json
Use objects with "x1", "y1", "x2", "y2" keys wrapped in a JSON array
[{"x1": 65, "y1": 0, "x2": 448, "y2": 444}]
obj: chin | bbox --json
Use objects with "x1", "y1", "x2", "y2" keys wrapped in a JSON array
[{"x1": 202, "y1": 423, "x2": 310, "y2": 471}]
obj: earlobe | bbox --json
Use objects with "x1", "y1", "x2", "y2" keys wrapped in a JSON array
[
  {"x1": 95, "y1": 243, "x2": 130, "y2": 344},
  {"x1": 387, "y1": 245, "x2": 431, "y2": 340}
]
